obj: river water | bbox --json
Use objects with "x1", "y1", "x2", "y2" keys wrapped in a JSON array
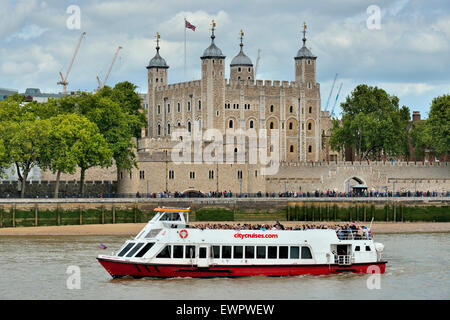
[{"x1": 0, "y1": 233, "x2": 448, "y2": 300}]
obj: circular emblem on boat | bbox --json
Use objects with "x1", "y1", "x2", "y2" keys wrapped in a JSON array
[{"x1": 179, "y1": 229, "x2": 188, "y2": 239}]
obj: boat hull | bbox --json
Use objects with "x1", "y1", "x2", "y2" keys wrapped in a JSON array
[{"x1": 97, "y1": 257, "x2": 387, "y2": 278}]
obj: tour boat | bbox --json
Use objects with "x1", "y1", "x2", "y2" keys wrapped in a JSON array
[{"x1": 97, "y1": 207, "x2": 387, "y2": 278}]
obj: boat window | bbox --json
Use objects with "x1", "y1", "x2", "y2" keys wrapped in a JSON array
[
  {"x1": 355, "y1": 246, "x2": 360, "y2": 252},
  {"x1": 117, "y1": 242, "x2": 135, "y2": 257},
  {"x1": 199, "y1": 247, "x2": 207, "y2": 259},
  {"x1": 256, "y1": 246, "x2": 266, "y2": 259},
  {"x1": 144, "y1": 229, "x2": 162, "y2": 238},
  {"x1": 301, "y1": 246, "x2": 313, "y2": 259},
  {"x1": 157, "y1": 245, "x2": 171, "y2": 258},
  {"x1": 279, "y1": 246, "x2": 289, "y2": 259},
  {"x1": 134, "y1": 242, "x2": 154, "y2": 258},
  {"x1": 212, "y1": 246, "x2": 220, "y2": 258},
  {"x1": 245, "y1": 246, "x2": 255, "y2": 259},
  {"x1": 222, "y1": 246, "x2": 232, "y2": 259},
  {"x1": 185, "y1": 245, "x2": 196, "y2": 259},
  {"x1": 365, "y1": 246, "x2": 371, "y2": 252},
  {"x1": 233, "y1": 246, "x2": 243, "y2": 259},
  {"x1": 173, "y1": 245, "x2": 184, "y2": 258},
  {"x1": 290, "y1": 246, "x2": 299, "y2": 259},
  {"x1": 125, "y1": 243, "x2": 144, "y2": 257},
  {"x1": 268, "y1": 246, "x2": 277, "y2": 259}
]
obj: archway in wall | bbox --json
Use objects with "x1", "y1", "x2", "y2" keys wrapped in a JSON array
[
  {"x1": 344, "y1": 177, "x2": 366, "y2": 193},
  {"x1": 183, "y1": 189, "x2": 202, "y2": 198}
]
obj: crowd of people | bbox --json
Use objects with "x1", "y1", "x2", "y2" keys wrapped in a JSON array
[
  {"x1": 136, "y1": 189, "x2": 448, "y2": 199},
  {"x1": 188, "y1": 221, "x2": 371, "y2": 240}
]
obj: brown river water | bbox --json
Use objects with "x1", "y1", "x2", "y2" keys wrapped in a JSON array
[{"x1": 0, "y1": 233, "x2": 449, "y2": 300}]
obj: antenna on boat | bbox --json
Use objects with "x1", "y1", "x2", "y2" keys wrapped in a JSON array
[{"x1": 369, "y1": 217, "x2": 374, "y2": 230}]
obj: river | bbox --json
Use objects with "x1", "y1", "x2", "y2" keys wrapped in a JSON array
[{"x1": 0, "y1": 233, "x2": 448, "y2": 300}]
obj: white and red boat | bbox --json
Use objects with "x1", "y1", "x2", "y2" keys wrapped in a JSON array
[{"x1": 97, "y1": 207, "x2": 387, "y2": 278}]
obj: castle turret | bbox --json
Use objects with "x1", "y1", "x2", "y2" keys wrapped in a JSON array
[
  {"x1": 201, "y1": 20, "x2": 226, "y2": 130},
  {"x1": 230, "y1": 30, "x2": 254, "y2": 81},
  {"x1": 295, "y1": 22, "x2": 317, "y2": 84},
  {"x1": 147, "y1": 33, "x2": 169, "y2": 137}
]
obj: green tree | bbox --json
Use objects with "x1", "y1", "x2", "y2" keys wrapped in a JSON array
[
  {"x1": 427, "y1": 94, "x2": 450, "y2": 158},
  {"x1": 40, "y1": 113, "x2": 109, "y2": 198},
  {"x1": 330, "y1": 84, "x2": 411, "y2": 161}
]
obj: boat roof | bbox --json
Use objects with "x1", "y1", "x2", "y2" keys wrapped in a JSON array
[{"x1": 153, "y1": 207, "x2": 190, "y2": 212}]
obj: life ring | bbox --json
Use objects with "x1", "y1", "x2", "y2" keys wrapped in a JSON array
[{"x1": 179, "y1": 229, "x2": 188, "y2": 239}]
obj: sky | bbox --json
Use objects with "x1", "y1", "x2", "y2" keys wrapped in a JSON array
[{"x1": 1, "y1": 0, "x2": 449, "y2": 118}]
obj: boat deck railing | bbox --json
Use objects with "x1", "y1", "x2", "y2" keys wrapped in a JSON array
[
  {"x1": 336, "y1": 230, "x2": 372, "y2": 240},
  {"x1": 334, "y1": 254, "x2": 354, "y2": 265}
]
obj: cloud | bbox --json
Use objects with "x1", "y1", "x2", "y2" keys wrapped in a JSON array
[{"x1": 6, "y1": 24, "x2": 49, "y2": 41}]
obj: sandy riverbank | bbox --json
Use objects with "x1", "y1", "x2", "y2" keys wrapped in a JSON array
[{"x1": 0, "y1": 221, "x2": 449, "y2": 236}]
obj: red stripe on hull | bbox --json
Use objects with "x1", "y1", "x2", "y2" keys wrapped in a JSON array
[{"x1": 97, "y1": 258, "x2": 386, "y2": 278}]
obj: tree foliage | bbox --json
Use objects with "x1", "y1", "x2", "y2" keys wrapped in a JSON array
[{"x1": 330, "y1": 84, "x2": 410, "y2": 161}]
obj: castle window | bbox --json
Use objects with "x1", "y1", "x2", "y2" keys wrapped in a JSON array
[
  {"x1": 167, "y1": 104, "x2": 170, "y2": 113},
  {"x1": 270, "y1": 105, "x2": 274, "y2": 112},
  {"x1": 270, "y1": 144, "x2": 273, "y2": 152},
  {"x1": 177, "y1": 103, "x2": 181, "y2": 112},
  {"x1": 307, "y1": 59, "x2": 311, "y2": 64},
  {"x1": 237, "y1": 170, "x2": 243, "y2": 180},
  {"x1": 198, "y1": 100, "x2": 201, "y2": 110},
  {"x1": 290, "y1": 145, "x2": 294, "y2": 153},
  {"x1": 289, "y1": 106, "x2": 293, "y2": 113},
  {"x1": 157, "y1": 124, "x2": 161, "y2": 136},
  {"x1": 229, "y1": 119, "x2": 234, "y2": 129},
  {"x1": 167, "y1": 123, "x2": 171, "y2": 135},
  {"x1": 177, "y1": 122, "x2": 181, "y2": 127},
  {"x1": 234, "y1": 148, "x2": 238, "y2": 153},
  {"x1": 308, "y1": 122, "x2": 312, "y2": 130},
  {"x1": 187, "y1": 101, "x2": 191, "y2": 111},
  {"x1": 248, "y1": 67, "x2": 251, "y2": 72},
  {"x1": 248, "y1": 77, "x2": 251, "y2": 80},
  {"x1": 255, "y1": 170, "x2": 258, "y2": 178},
  {"x1": 187, "y1": 121, "x2": 191, "y2": 133},
  {"x1": 139, "y1": 170, "x2": 145, "y2": 180},
  {"x1": 168, "y1": 170, "x2": 174, "y2": 179},
  {"x1": 308, "y1": 82, "x2": 311, "y2": 89},
  {"x1": 209, "y1": 170, "x2": 214, "y2": 179},
  {"x1": 249, "y1": 120, "x2": 254, "y2": 129},
  {"x1": 309, "y1": 106, "x2": 312, "y2": 113},
  {"x1": 289, "y1": 122, "x2": 293, "y2": 130},
  {"x1": 270, "y1": 122, "x2": 274, "y2": 129},
  {"x1": 308, "y1": 145, "x2": 312, "y2": 153},
  {"x1": 216, "y1": 111, "x2": 220, "y2": 117},
  {"x1": 238, "y1": 67, "x2": 241, "y2": 72},
  {"x1": 156, "y1": 78, "x2": 158, "y2": 82},
  {"x1": 157, "y1": 105, "x2": 160, "y2": 114},
  {"x1": 302, "y1": 123, "x2": 304, "y2": 130},
  {"x1": 238, "y1": 76, "x2": 241, "y2": 80},
  {"x1": 189, "y1": 172, "x2": 195, "y2": 179}
]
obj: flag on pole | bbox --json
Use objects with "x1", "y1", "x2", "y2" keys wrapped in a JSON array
[{"x1": 185, "y1": 20, "x2": 196, "y2": 31}]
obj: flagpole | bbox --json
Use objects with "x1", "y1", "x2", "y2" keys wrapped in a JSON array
[{"x1": 184, "y1": 17, "x2": 186, "y2": 82}]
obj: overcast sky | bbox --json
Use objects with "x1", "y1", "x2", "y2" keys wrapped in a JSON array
[{"x1": 1, "y1": 0, "x2": 449, "y2": 118}]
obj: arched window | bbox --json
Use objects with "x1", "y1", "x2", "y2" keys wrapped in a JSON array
[
  {"x1": 157, "y1": 105, "x2": 160, "y2": 114},
  {"x1": 238, "y1": 67, "x2": 241, "y2": 72},
  {"x1": 289, "y1": 106, "x2": 293, "y2": 113},
  {"x1": 290, "y1": 145, "x2": 294, "y2": 153},
  {"x1": 177, "y1": 103, "x2": 181, "y2": 112},
  {"x1": 167, "y1": 123, "x2": 171, "y2": 135},
  {"x1": 229, "y1": 119, "x2": 234, "y2": 129},
  {"x1": 249, "y1": 120, "x2": 254, "y2": 129},
  {"x1": 234, "y1": 148, "x2": 238, "y2": 153},
  {"x1": 309, "y1": 106, "x2": 312, "y2": 113},
  {"x1": 270, "y1": 105, "x2": 274, "y2": 112},
  {"x1": 187, "y1": 101, "x2": 191, "y2": 111},
  {"x1": 308, "y1": 122, "x2": 312, "y2": 130},
  {"x1": 187, "y1": 121, "x2": 191, "y2": 133},
  {"x1": 157, "y1": 124, "x2": 161, "y2": 136},
  {"x1": 289, "y1": 122, "x2": 293, "y2": 130},
  {"x1": 308, "y1": 145, "x2": 312, "y2": 153},
  {"x1": 198, "y1": 100, "x2": 201, "y2": 110},
  {"x1": 270, "y1": 122, "x2": 274, "y2": 129},
  {"x1": 238, "y1": 76, "x2": 241, "y2": 80}
]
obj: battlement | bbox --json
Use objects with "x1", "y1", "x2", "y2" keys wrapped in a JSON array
[
  {"x1": 225, "y1": 79, "x2": 299, "y2": 89},
  {"x1": 155, "y1": 80, "x2": 201, "y2": 92}
]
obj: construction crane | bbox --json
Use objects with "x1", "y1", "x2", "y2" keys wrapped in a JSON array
[
  {"x1": 330, "y1": 82, "x2": 343, "y2": 118},
  {"x1": 254, "y1": 49, "x2": 261, "y2": 78},
  {"x1": 57, "y1": 32, "x2": 86, "y2": 94},
  {"x1": 325, "y1": 73, "x2": 338, "y2": 111},
  {"x1": 97, "y1": 46, "x2": 123, "y2": 90}
]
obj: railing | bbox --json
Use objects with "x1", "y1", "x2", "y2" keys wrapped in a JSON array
[
  {"x1": 334, "y1": 254, "x2": 354, "y2": 265},
  {"x1": 336, "y1": 229, "x2": 372, "y2": 240}
]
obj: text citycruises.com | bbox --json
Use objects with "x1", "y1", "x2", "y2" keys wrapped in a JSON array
[{"x1": 234, "y1": 233, "x2": 279, "y2": 239}]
